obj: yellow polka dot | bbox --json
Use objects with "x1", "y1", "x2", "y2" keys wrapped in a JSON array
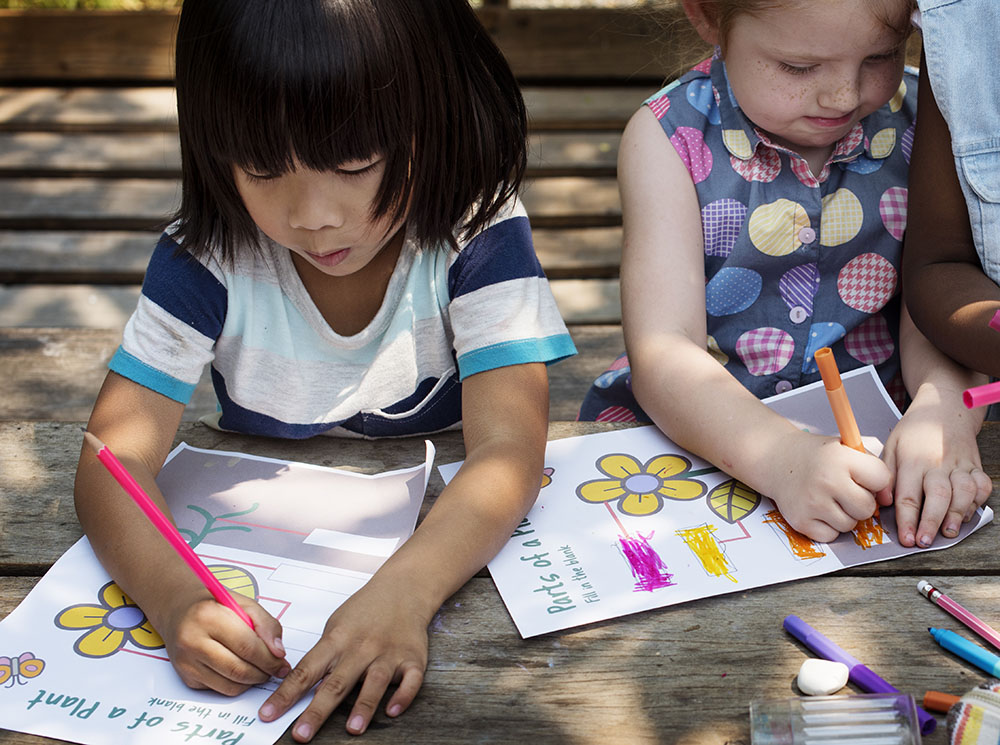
[
  {"x1": 747, "y1": 199, "x2": 810, "y2": 257},
  {"x1": 870, "y1": 128, "x2": 896, "y2": 159},
  {"x1": 723, "y1": 129, "x2": 753, "y2": 160},
  {"x1": 820, "y1": 189, "x2": 864, "y2": 247},
  {"x1": 707, "y1": 335, "x2": 728, "y2": 366},
  {"x1": 889, "y1": 80, "x2": 906, "y2": 112}
]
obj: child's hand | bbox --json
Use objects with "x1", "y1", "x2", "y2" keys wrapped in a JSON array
[
  {"x1": 160, "y1": 590, "x2": 289, "y2": 695},
  {"x1": 258, "y1": 580, "x2": 428, "y2": 742},
  {"x1": 767, "y1": 430, "x2": 892, "y2": 542},
  {"x1": 881, "y1": 393, "x2": 992, "y2": 548}
]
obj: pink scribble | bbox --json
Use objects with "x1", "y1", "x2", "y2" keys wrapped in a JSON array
[{"x1": 619, "y1": 531, "x2": 675, "y2": 592}]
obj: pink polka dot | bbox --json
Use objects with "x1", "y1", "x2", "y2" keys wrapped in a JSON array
[
  {"x1": 692, "y1": 58, "x2": 713, "y2": 74},
  {"x1": 671, "y1": 126, "x2": 713, "y2": 184},
  {"x1": 844, "y1": 314, "x2": 894, "y2": 366},
  {"x1": 735, "y1": 327, "x2": 794, "y2": 376},
  {"x1": 730, "y1": 148, "x2": 780, "y2": 183},
  {"x1": 596, "y1": 406, "x2": 638, "y2": 423},
  {"x1": 879, "y1": 186, "x2": 907, "y2": 241},
  {"x1": 837, "y1": 253, "x2": 897, "y2": 313},
  {"x1": 648, "y1": 94, "x2": 671, "y2": 121}
]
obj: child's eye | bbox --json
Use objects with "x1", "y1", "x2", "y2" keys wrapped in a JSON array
[
  {"x1": 337, "y1": 160, "x2": 382, "y2": 179},
  {"x1": 241, "y1": 170, "x2": 278, "y2": 184},
  {"x1": 865, "y1": 50, "x2": 900, "y2": 64},
  {"x1": 778, "y1": 62, "x2": 815, "y2": 76}
]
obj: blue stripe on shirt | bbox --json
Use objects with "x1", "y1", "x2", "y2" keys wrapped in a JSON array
[
  {"x1": 457, "y1": 334, "x2": 577, "y2": 379},
  {"x1": 108, "y1": 346, "x2": 198, "y2": 403},
  {"x1": 448, "y1": 215, "x2": 544, "y2": 300},
  {"x1": 142, "y1": 234, "x2": 228, "y2": 340}
]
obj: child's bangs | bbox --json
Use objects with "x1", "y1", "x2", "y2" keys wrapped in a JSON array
[{"x1": 205, "y1": 0, "x2": 407, "y2": 177}]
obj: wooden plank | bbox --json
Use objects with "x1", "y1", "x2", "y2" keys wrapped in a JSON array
[
  {"x1": 0, "y1": 176, "x2": 620, "y2": 230},
  {"x1": 0, "y1": 86, "x2": 649, "y2": 133},
  {"x1": 0, "y1": 325, "x2": 622, "y2": 422},
  {"x1": 0, "y1": 227, "x2": 621, "y2": 283},
  {"x1": 0, "y1": 279, "x2": 619, "y2": 328},
  {"x1": 0, "y1": 131, "x2": 619, "y2": 177},
  {"x1": 0, "y1": 325, "x2": 618, "y2": 422},
  {"x1": 0, "y1": 7, "x2": 697, "y2": 83},
  {"x1": 0, "y1": 572, "x2": 975, "y2": 745}
]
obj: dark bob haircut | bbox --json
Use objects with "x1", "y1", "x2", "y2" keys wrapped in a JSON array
[{"x1": 172, "y1": 0, "x2": 528, "y2": 262}]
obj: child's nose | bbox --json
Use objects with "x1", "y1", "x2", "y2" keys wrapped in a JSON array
[
  {"x1": 288, "y1": 185, "x2": 346, "y2": 231},
  {"x1": 819, "y1": 73, "x2": 861, "y2": 113}
]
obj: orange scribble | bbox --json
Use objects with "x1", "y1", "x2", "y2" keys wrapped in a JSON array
[
  {"x1": 675, "y1": 524, "x2": 737, "y2": 583},
  {"x1": 852, "y1": 512, "x2": 887, "y2": 549},
  {"x1": 762, "y1": 509, "x2": 826, "y2": 559}
]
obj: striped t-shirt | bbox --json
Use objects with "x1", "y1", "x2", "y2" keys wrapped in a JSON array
[{"x1": 110, "y1": 197, "x2": 576, "y2": 438}]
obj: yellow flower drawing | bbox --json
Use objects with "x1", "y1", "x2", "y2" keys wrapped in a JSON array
[
  {"x1": 55, "y1": 581, "x2": 164, "y2": 659},
  {"x1": 577, "y1": 453, "x2": 707, "y2": 516}
]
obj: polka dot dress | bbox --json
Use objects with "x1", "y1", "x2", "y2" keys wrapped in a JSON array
[{"x1": 578, "y1": 57, "x2": 916, "y2": 422}]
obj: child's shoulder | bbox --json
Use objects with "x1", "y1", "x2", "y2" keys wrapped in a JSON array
[{"x1": 643, "y1": 56, "x2": 715, "y2": 114}]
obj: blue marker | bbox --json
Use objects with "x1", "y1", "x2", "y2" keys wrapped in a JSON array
[{"x1": 929, "y1": 627, "x2": 1000, "y2": 676}]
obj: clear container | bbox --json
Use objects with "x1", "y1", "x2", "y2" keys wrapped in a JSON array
[{"x1": 749, "y1": 693, "x2": 922, "y2": 745}]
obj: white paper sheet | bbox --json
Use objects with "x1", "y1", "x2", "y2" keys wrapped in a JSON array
[
  {"x1": 0, "y1": 440, "x2": 434, "y2": 745},
  {"x1": 440, "y1": 367, "x2": 993, "y2": 637}
]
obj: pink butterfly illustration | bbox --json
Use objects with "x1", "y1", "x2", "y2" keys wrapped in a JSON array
[{"x1": 0, "y1": 652, "x2": 45, "y2": 687}]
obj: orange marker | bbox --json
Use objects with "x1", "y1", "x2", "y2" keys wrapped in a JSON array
[
  {"x1": 815, "y1": 347, "x2": 864, "y2": 453},
  {"x1": 923, "y1": 690, "x2": 960, "y2": 714}
]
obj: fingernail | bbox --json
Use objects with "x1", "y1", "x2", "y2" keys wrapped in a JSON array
[
  {"x1": 904, "y1": 532, "x2": 914, "y2": 545},
  {"x1": 274, "y1": 636, "x2": 285, "y2": 655},
  {"x1": 278, "y1": 664, "x2": 291, "y2": 678},
  {"x1": 260, "y1": 703, "x2": 276, "y2": 720},
  {"x1": 387, "y1": 704, "x2": 402, "y2": 717},
  {"x1": 348, "y1": 715, "x2": 365, "y2": 733},
  {"x1": 944, "y1": 523, "x2": 959, "y2": 537},
  {"x1": 918, "y1": 535, "x2": 932, "y2": 547},
  {"x1": 294, "y1": 723, "x2": 313, "y2": 740}
]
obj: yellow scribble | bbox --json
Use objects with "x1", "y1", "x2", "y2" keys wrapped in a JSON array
[
  {"x1": 763, "y1": 509, "x2": 827, "y2": 559},
  {"x1": 675, "y1": 525, "x2": 737, "y2": 583}
]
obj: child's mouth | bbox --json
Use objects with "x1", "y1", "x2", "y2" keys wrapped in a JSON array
[
  {"x1": 806, "y1": 113, "x2": 853, "y2": 128},
  {"x1": 307, "y1": 248, "x2": 350, "y2": 267}
]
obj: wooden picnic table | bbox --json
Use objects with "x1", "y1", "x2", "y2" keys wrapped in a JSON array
[{"x1": 1, "y1": 419, "x2": 999, "y2": 744}]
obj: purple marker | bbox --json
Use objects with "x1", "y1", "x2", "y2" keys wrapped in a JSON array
[{"x1": 783, "y1": 615, "x2": 936, "y2": 735}]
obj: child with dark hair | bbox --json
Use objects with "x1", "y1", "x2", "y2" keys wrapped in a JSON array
[{"x1": 74, "y1": 0, "x2": 575, "y2": 740}]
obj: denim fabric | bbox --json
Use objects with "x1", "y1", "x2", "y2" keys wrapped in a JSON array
[{"x1": 919, "y1": 0, "x2": 1000, "y2": 284}]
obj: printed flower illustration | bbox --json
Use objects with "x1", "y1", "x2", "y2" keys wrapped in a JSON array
[
  {"x1": 577, "y1": 453, "x2": 707, "y2": 516},
  {"x1": 55, "y1": 581, "x2": 164, "y2": 659}
]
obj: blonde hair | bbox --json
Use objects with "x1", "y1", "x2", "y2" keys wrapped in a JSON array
[{"x1": 693, "y1": 0, "x2": 916, "y2": 50}]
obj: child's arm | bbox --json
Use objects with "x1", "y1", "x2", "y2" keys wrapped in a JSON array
[
  {"x1": 903, "y1": 53, "x2": 1000, "y2": 377},
  {"x1": 258, "y1": 362, "x2": 548, "y2": 741},
  {"x1": 75, "y1": 372, "x2": 289, "y2": 692},
  {"x1": 619, "y1": 107, "x2": 890, "y2": 542},
  {"x1": 879, "y1": 303, "x2": 992, "y2": 547}
]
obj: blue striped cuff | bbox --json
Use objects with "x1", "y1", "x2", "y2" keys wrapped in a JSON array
[
  {"x1": 108, "y1": 346, "x2": 198, "y2": 404},
  {"x1": 457, "y1": 334, "x2": 577, "y2": 380}
]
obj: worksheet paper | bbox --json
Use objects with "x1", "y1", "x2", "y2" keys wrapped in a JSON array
[
  {"x1": 0, "y1": 441, "x2": 434, "y2": 745},
  {"x1": 439, "y1": 366, "x2": 994, "y2": 638}
]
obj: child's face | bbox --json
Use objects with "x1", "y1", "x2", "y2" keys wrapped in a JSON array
[
  {"x1": 721, "y1": 0, "x2": 908, "y2": 159},
  {"x1": 233, "y1": 157, "x2": 404, "y2": 277}
]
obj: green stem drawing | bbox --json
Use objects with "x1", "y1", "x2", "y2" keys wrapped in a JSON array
[{"x1": 178, "y1": 503, "x2": 259, "y2": 549}]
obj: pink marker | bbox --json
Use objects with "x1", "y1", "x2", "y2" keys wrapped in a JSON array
[
  {"x1": 918, "y1": 580, "x2": 1000, "y2": 652},
  {"x1": 82, "y1": 430, "x2": 255, "y2": 630},
  {"x1": 963, "y1": 380, "x2": 1000, "y2": 409},
  {"x1": 989, "y1": 308, "x2": 1000, "y2": 333}
]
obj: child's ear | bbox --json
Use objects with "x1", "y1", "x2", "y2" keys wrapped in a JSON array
[{"x1": 681, "y1": 0, "x2": 722, "y2": 47}]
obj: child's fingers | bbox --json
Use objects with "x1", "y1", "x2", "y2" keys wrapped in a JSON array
[
  {"x1": 913, "y1": 468, "x2": 955, "y2": 546},
  {"x1": 384, "y1": 662, "x2": 425, "y2": 718},
  {"x1": 345, "y1": 661, "x2": 396, "y2": 734},
  {"x1": 889, "y1": 464, "x2": 926, "y2": 547},
  {"x1": 243, "y1": 604, "x2": 291, "y2": 677},
  {"x1": 173, "y1": 646, "x2": 264, "y2": 696},
  {"x1": 290, "y1": 657, "x2": 371, "y2": 743}
]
